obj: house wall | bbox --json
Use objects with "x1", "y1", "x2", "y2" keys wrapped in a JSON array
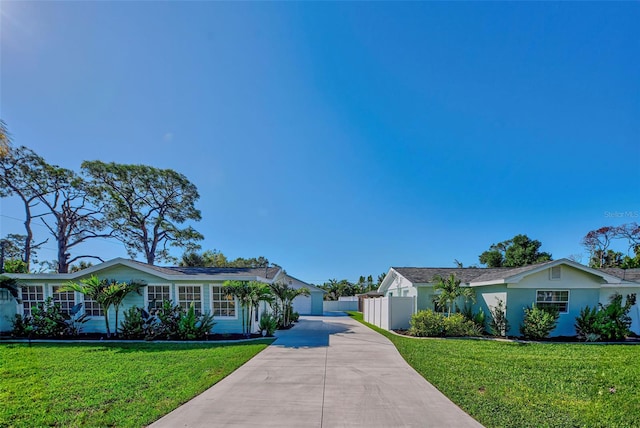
[
  {"x1": 472, "y1": 285, "x2": 509, "y2": 334},
  {"x1": 506, "y1": 265, "x2": 605, "y2": 337},
  {"x1": 6, "y1": 267, "x2": 249, "y2": 335},
  {"x1": 384, "y1": 274, "x2": 417, "y2": 298},
  {"x1": 0, "y1": 295, "x2": 17, "y2": 332}
]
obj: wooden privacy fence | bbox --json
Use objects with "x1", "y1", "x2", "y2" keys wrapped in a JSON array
[{"x1": 362, "y1": 296, "x2": 415, "y2": 330}]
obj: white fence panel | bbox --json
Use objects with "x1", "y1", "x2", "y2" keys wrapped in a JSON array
[
  {"x1": 363, "y1": 296, "x2": 414, "y2": 331},
  {"x1": 323, "y1": 300, "x2": 359, "y2": 312}
]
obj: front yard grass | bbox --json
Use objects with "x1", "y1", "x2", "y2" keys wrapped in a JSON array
[
  {"x1": 0, "y1": 340, "x2": 273, "y2": 427},
  {"x1": 347, "y1": 311, "x2": 640, "y2": 428}
]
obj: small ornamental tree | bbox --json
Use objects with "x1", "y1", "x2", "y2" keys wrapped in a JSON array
[
  {"x1": 520, "y1": 304, "x2": 559, "y2": 340},
  {"x1": 60, "y1": 275, "x2": 145, "y2": 337},
  {"x1": 489, "y1": 299, "x2": 510, "y2": 337},
  {"x1": 223, "y1": 280, "x2": 273, "y2": 336},
  {"x1": 432, "y1": 274, "x2": 475, "y2": 317}
]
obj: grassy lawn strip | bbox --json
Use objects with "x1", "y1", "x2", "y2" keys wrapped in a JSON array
[
  {"x1": 0, "y1": 340, "x2": 273, "y2": 427},
  {"x1": 347, "y1": 312, "x2": 640, "y2": 428}
]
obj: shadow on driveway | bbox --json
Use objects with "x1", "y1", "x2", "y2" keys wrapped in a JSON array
[{"x1": 272, "y1": 316, "x2": 355, "y2": 348}]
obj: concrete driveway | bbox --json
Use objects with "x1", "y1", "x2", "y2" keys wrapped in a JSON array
[{"x1": 149, "y1": 315, "x2": 483, "y2": 428}]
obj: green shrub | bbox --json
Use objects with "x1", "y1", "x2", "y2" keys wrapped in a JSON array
[
  {"x1": 119, "y1": 306, "x2": 160, "y2": 340},
  {"x1": 598, "y1": 293, "x2": 636, "y2": 341},
  {"x1": 461, "y1": 304, "x2": 486, "y2": 332},
  {"x1": 258, "y1": 312, "x2": 278, "y2": 336},
  {"x1": 443, "y1": 313, "x2": 481, "y2": 337},
  {"x1": 409, "y1": 309, "x2": 445, "y2": 337},
  {"x1": 520, "y1": 304, "x2": 559, "y2": 340},
  {"x1": 119, "y1": 301, "x2": 215, "y2": 341},
  {"x1": 575, "y1": 305, "x2": 601, "y2": 341},
  {"x1": 12, "y1": 298, "x2": 88, "y2": 338},
  {"x1": 574, "y1": 294, "x2": 637, "y2": 342},
  {"x1": 488, "y1": 299, "x2": 510, "y2": 337}
]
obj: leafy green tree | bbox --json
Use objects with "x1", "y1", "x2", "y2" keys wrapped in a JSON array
[
  {"x1": 432, "y1": 274, "x2": 475, "y2": 317},
  {"x1": 479, "y1": 234, "x2": 552, "y2": 267},
  {"x1": 582, "y1": 223, "x2": 640, "y2": 268},
  {"x1": 179, "y1": 250, "x2": 270, "y2": 268},
  {"x1": 582, "y1": 226, "x2": 618, "y2": 268},
  {"x1": 223, "y1": 280, "x2": 272, "y2": 336},
  {"x1": 82, "y1": 161, "x2": 203, "y2": 265},
  {"x1": 268, "y1": 281, "x2": 309, "y2": 328},
  {"x1": 0, "y1": 146, "x2": 51, "y2": 270},
  {"x1": 103, "y1": 279, "x2": 146, "y2": 336}
]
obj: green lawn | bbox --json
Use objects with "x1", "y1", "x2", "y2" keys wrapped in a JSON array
[
  {"x1": 347, "y1": 312, "x2": 640, "y2": 428},
  {"x1": 0, "y1": 340, "x2": 273, "y2": 427}
]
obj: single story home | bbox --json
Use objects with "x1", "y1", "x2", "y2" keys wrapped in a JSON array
[
  {"x1": 0, "y1": 258, "x2": 324, "y2": 334},
  {"x1": 377, "y1": 259, "x2": 640, "y2": 337}
]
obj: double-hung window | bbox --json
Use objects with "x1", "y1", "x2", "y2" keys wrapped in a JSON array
[
  {"x1": 536, "y1": 290, "x2": 569, "y2": 313},
  {"x1": 22, "y1": 285, "x2": 44, "y2": 316},
  {"x1": 177, "y1": 285, "x2": 202, "y2": 315},
  {"x1": 147, "y1": 285, "x2": 171, "y2": 313},
  {"x1": 52, "y1": 286, "x2": 75, "y2": 314},
  {"x1": 211, "y1": 285, "x2": 236, "y2": 317}
]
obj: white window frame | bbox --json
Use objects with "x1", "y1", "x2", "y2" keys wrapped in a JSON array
[
  {"x1": 536, "y1": 289, "x2": 569, "y2": 314},
  {"x1": 177, "y1": 284, "x2": 203, "y2": 315},
  {"x1": 21, "y1": 285, "x2": 45, "y2": 317},
  {"x1": 51, "y1": 285, "x2": 76, "y2": 314},
  {"x1": 83, "y1": 294, "x2": 105, "y2": 318},
  {"x1": 210, "y1": 284, "x2": 237, "y2": 319},
  {"x1": 549, "y1": 266, "x2": 561, "y2": 280},
  {"x1": 144, "y1": 284, "x2": 172, "y2": 313}
]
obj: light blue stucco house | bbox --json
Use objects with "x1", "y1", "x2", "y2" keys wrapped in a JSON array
[
  {"x1": 378, "y1": 259, "x2": 640, "y2": 337},
  {"x1": 0, "y1": 258, "x2": 325, "y2": 334}
]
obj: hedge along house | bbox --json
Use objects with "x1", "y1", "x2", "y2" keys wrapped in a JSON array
[
  {"x1": 377, "y1": 259, "x2": 640, "y2": 337},
  {"x1": 0, "y1": 258, "x2": 324, "y2": 334}
]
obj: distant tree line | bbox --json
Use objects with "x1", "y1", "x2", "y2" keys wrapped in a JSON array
[{"x1": 0, "y1": 120, "x2": 203, "y2": 273}]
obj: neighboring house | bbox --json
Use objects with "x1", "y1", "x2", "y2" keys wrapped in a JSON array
[
  {"x1": 378, "y1": 259, "x2": 640, "y2": 337},
  {"x1": 0, "y1": 258, "x2": 323, "y2": 334},
  {"x1": 283, "y1": 274, "x2": 326, "y2": 316}
]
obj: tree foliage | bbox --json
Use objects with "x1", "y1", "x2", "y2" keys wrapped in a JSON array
[
  {"x1": 479, "y1": 234, "x2": 552, "y2": 268},
  {"x1": 60, "y1": 275, "x2": 146, "y2": 337},
  {"x1": 179, "y1": 250, "x2": 270, "y2": 268},
  {"x1": 82, "y1": 161, "x2": 203, "y2": 265},
  {"x1": 432, "y1": 274, "x2": 475, "y2": 317},
  {"x1": 0, "y1": 145, "x2": 51, "y2": 270},
  {"x1": 222, "y1": 280, "x2": 272, "y2": 336},
  {"x1": 268, "y1": 281, "x2": 309, "y2": 328},
  {"x1": 582, "y1": 223, "x2": 640, "y2": 268}
]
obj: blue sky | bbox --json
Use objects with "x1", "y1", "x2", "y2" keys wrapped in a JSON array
[{"x1": 1, "y1": 2, "x2": 638, "y2": 284}]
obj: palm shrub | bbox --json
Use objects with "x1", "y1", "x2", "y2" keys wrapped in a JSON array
[
  {"x1": 224, "y1": 280, "x2": 273, "y2": 336},
  {"x1": 177, "y1": 303, "x2": 216, "y2": 340},
  {"x1": 258, "y1": 312, "x2": 278, "y2": 336},
  {"x1": 520, "y1": 304, "x2": 559, "y2": 340},
  {"x1": 489, "y1": 299, "x2": 510, "y2": 337},
  {"x1": 268, "y1": 281, "x2": 309, "y2": 328},
  {"x1": 461, "y1": 304, "x2": 486, "y2": 332},
  {"x1": 575, "y1": 305, "x2": 601, "y2": 341},
  {"x1": 433, "y1": 274, "x2": 475, "y2": 317}
]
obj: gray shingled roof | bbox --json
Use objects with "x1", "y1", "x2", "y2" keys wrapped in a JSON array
[
  {"x1": 391, "y1": 267, "x2": 505, "y2": 284},
  {"x1": 393, "y1": 261, "x2": 640, "y2": 285},
  {"x1": 600, "y1": 268, "x2": 640, "y2": 282},
  {"x1": 129, "y1": 260, "x2": 280, "y2": 279}
]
